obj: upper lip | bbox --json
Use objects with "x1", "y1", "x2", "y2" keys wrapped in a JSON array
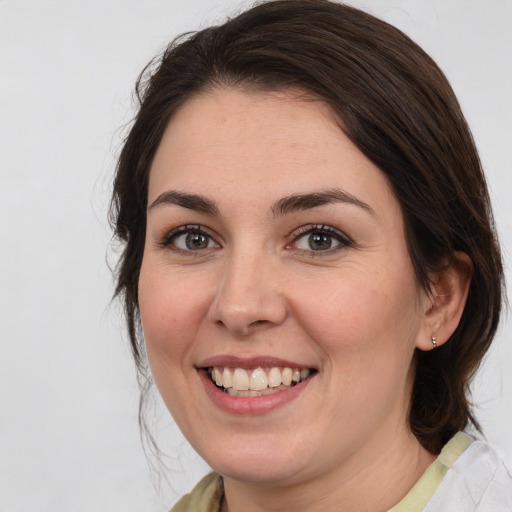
[{"x1": 196, "y1": 355, "x2": 316, "y2": 370}]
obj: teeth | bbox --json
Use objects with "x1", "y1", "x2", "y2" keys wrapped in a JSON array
[
  {"x1": 222, "y1": 368, "x2": 233, "y2": 389},
  {"x1": 210, "y1": 365, "x2": 314, "y2": 394},
  {"x1": 250, "y1": 368, "x2": 268, "y2": 391},
  {"x1": 281, "y1": 367, "x2": 293, "y2": 386},
  {"x1": 227, "y1": 384, "x2": 293, "y2": 397},
  {"x1": 268, "y1": 367, "x2": 282, "y2": 388},
  {"x1": 232, "y1": 368, "x2": 249, "y2": 391},
  {"x1": 213, "y1": 367, "x2": 223, "y2": 387},
  {"x1": 227, "y1": 388, "x2": 261, "y2": 397}
]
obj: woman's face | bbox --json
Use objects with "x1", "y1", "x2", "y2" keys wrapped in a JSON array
[{"x1": 139, "y1": 88, "x2": 431, "y2": 485}]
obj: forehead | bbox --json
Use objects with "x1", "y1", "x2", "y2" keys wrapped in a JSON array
[{"x1": 148, "y1": 87, "x2": 397, "y2": 217}]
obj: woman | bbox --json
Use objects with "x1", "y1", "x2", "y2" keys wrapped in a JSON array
[{"x1": 110, "y1": 0, "x2": 512, "y2": 510}]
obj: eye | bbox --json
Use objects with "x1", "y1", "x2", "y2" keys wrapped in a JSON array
[
  {"x1": 290, "y1": 225, "x2": 349, "y2": 253},
  {"x1": 162, "y1": 226, "x2": 219, "y2": 252},
  {"x1": 295, "y1": 231, "x2": 340, "y2": 251}
]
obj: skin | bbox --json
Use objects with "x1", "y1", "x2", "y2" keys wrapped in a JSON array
[{"x1": 138, "y1": 88, "x2": 471, "y2": 511}]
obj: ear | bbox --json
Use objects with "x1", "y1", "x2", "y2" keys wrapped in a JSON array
[{"x1": 416, "y1": 251, "x2": 473, "y2": 351}]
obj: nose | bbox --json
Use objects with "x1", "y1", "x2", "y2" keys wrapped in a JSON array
[{"x1": 208, "y1": 252, "x2": 287, "y2": 336}]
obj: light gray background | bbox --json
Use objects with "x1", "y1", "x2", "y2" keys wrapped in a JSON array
[{"x1": 1, "y1": 1, "x2": 511, "y2": 510}]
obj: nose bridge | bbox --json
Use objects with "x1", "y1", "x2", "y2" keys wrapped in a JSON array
[{"x1": 209, "y1": 245, "x2": 286, "y2": 335}]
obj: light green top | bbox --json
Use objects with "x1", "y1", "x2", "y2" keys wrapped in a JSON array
[
  {"x1": 170, "y1": 472, "x2": 223, "y2": 512},
  {"x1": 390, "y1": 432, "x2": 473, "y2": 511},
  {"x1": 170, "y1": 432, "x2": 473, "y2": 512}
]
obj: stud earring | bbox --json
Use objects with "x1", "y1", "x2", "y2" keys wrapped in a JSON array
[{"x1": 432, "y1": 336, "x2": 437, "y2": 349}]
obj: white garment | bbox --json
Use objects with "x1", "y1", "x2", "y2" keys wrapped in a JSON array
[{"x1": 423, "y1": 439, "x2": 512, "y2": 511}]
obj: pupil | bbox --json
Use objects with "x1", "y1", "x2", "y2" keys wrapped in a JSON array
[
  {"x1": 309, "y1": 233, "x2": 331, "y2": 250},
  {"x1": 186, "y1": 232, "x2": 208, "y2": 250}
]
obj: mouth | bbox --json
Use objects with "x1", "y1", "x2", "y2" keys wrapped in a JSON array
[{"x1": 207, "y1": 365, "x2": 317, "y2": 397}]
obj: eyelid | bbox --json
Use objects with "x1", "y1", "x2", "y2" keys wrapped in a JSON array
[
  {"x1": 156, "y1": 223, "x2": 351, "y2": 255},
  {"x1": 158, "y1": 224, "x2": 221, "y2": 251},
  {"x1": 286, "y1": 224, "x2": 352, "y2": 253}
]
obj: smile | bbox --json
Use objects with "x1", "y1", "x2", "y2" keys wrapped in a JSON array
[{"x1": 208, "y1": 366, "x2": 315, "y2": 397}]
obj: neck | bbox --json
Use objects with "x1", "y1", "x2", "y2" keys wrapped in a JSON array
[{"x1": 221, "y1": 427, "x2": 436, "y2": 512}]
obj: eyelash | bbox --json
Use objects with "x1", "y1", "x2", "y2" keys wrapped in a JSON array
[
  {"x1": 287, "y1": 224, "x2": 352, "y2": 255},
  {"x1": 158, "y1": 225, "x2": 219, "y2": 253},
  {"x1": 158, "y1": 223, "x2": 351, "y2": 256}
]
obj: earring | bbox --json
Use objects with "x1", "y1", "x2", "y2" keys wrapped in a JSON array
[{"x1": 432, "y1": 336, "x2": 437, "y2": 349}]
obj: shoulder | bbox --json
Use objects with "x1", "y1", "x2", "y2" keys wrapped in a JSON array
[
  {"x1": 424, "y1": 435, "x2": 512, "y2": 511},
  {"x1": 169, "y1": 473, "x2": 224, "y2": 512}
]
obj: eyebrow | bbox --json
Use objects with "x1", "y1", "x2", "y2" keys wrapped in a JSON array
[
  {"x1": 148, "y1": 188, "x2": 373, "y2": 217},
  {"x1": 271, "y1": 189, "x2": 374, "y2": 217},
  {"x1": 148, "y1": 191, "x2": 220, "y2": 215}
]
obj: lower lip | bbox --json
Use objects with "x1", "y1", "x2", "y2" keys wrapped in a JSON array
[{"x1": 199, "y1": 369, "x2": 315, "y2": 415}]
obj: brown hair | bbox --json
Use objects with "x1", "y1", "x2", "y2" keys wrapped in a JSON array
[{"x1": 110, "y1": 0, "x2": 504, "y2": 454}]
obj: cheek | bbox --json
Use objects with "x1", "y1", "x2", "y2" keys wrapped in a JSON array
[
  {"x1": 289, "y1": 262, "x2": 421, "y2": 362},
  {"x1": 138, "y1": 261, "x2": 210, "y2": 368},
  {"x1": 289, "y1": 266, "x2": 422, "y2": 434}
]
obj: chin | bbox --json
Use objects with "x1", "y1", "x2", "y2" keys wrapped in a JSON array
[
  {"x1": 196, "y1": 431, "x2": 319, "y2": 485},
  {"x1": 212, "y1": 457, "x2": 307, "y2": 485}
]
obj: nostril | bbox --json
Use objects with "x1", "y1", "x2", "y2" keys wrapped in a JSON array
[
  {"x1": 209, "y1": 290, "x2": 287, "y2": 334},
  {"x1": 250, "y1": 320, "x2": 267, "y2": 326}
]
